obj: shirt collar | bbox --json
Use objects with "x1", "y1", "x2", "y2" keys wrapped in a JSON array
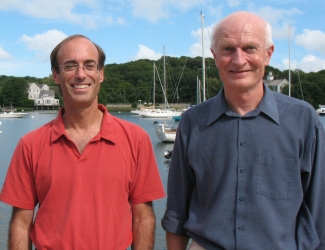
[
  {"x1": 258, "y1": 83, "x2": 280, "y2": 125},
  {"x1": 51, "y1": 104, "x2": 117, "y2": 144},
  {"x1": 207, "y1": 83, "x2": 279, "y2": 125}
]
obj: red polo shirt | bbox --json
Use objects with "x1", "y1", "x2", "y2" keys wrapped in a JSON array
[{"x1": 0, "y1": 105, "x2": 165, "y2": 249}]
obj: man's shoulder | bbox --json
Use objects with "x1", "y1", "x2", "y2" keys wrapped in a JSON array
[
  {"x1": 272, "y1": 92, "x2": 320, "y2": 124},
  {"x1": 18, "y1": 120, "x2": 55, "y2": 148},
  {"x1": 182, "y1": 97, "x2": 215, "y2": 119},
  {"x1": 273, "y1": 92, "x2": 315, "y2": 112}
]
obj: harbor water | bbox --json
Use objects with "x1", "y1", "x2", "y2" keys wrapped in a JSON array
[
  {"x1": 0, "y1": 111, "x2": 173, "y2": 249},
  {"x1": 1, "y1": 111, "x2": 325, "y2": 249}
]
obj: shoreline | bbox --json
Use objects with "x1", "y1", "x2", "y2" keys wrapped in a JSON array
[{"x1": 106, "y1": 103, "x2": 190, "y2": 112}]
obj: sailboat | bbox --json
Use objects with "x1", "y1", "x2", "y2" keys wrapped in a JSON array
[
  {"x1": 153, "y1": 116, "x2": 181, "y2": 142},
  {"x1": 0, "y1": 103, "x2": 28, "y2": 118},
  {"x1": 0, "y1": 111, "x2": 28, "y2": 118},
  {"x1": 160, "y1": 12, "x2": 205, "y2": 148},
  {"x1": 140, "y1": 47, "x2": 183, "y2": 118},
  {"x1": 130, "y1": 63, "x2": 158, "y2": 115}
]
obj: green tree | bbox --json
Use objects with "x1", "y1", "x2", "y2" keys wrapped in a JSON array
[{"x1": 0, "y1": 77, "x2": 29, "y2": 107}]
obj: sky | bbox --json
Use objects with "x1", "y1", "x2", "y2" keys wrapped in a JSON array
[{"x1": 0, "y1": 0, "x2": 324, "y2": 78}]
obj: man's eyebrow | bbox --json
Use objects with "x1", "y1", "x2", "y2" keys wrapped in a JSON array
[
  {"x1": 63, "y1": 59, "x2": 97, "y2": 64},
  {"x1": 62, "y1": 60, "x2": 77, "y2": 64}
]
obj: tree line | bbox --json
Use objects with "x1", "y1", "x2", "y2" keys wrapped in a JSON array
[{"x1": 0, "y1": 56, "x2": 325, "y2": 109}]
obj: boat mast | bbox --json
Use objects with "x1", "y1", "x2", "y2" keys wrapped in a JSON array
[
  {"x1": 201, "y1": 11, "x2": 206, "y2": 101},
  {"x1": 288, "y1": 25, "x2": 291, "y2": 97},
  {"x1": 163, "y1": 46, "x2": 167, "y2": 109},
  {"x1": 197, "y1": 76, "x2": 201, "y2": 104},
  {"x1": 153, "y1": 62, "x2": 156, "y2": 107}
]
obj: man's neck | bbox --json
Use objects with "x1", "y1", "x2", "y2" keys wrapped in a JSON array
[
  {"x1": 224, "y1": 83, "x2": 264, "y2": 116},
  {"x1": 63, "y1": 103, "x2": 104, "y2": 131},
  {"x1": 62, "y1": 104, "x2": 104, "y2": 153}
]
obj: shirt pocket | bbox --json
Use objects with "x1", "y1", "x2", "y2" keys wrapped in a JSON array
[{"x1": 256, "y1": 153, "x2": 297, "y2": 200}]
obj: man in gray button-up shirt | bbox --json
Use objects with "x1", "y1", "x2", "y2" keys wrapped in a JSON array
[{"x1": 162, "y1": 11, "x2": 325, "y2": 250}]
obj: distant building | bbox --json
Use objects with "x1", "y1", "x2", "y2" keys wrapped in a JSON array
[
  {"x1": 264, "y1": 72, "x2": 289, "y2": 93},
  {"x1": 28, "y1": 83, "x2": 49, "y2": 100},
  {"x1": 28, "y1": 83, "x2": 60, "y2": 110}
]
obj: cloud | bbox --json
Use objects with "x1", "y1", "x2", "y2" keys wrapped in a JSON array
[
  {"x1": 130, "y1": 0, "x2": 206, "y2": 22},
  {"x1": 226, "y1": 0, "x2": 240, "y2": 8},
  {"x1": 0, "y1": 47, "x2": 12, "y2": 60},
  {"x1": 19, "y1": 30, "x2": 67, "y2": 61},
  {"x1": 189, "y1": 24, "x2": 214, "y2": 58},
  {"x1": 295, "y1": 29, "x2": 325, "y2": 55},
  {"x1": 253, "y1": 6, "x2": 301, "y2": 40},
  {"x1": 105, "y1": 15, "x2": 127, "y2": 26},
  {"x1": 130, "y1": 0, "x2": 170, "y2": 22},
  {"x1": 297, "y1": 55, "x2": 325, "y2": 73},
  {"x1": 208, "y1": 5, "x2": 223, "y2": 21},
  {"x1": 282, "y1": 55, "x2": 325, "y2": 73},
  {"x1": 133, "y1": 45, "x2": 162, "y2": 60},
  {"x1": 0, "y1": 0, "x2": 125, "y2": 29},
  {"x1": 172, "y1": 0, "x2": 207, "y2": 11}
]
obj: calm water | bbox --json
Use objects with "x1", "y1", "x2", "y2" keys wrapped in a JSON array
[
  {"x1": 1, "y1": 112, "x2": 325, "y2": 249},
  {"x1": 0, "y1": 111, "x2": 173, "y2": 249}
]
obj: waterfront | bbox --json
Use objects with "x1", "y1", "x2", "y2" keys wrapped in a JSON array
[
  {"x1": 0, "y1": 111, "x2": 173, "y2": 249},
  {"x1": 1, "y1": 111, "x2": 325, "y2": 249}
]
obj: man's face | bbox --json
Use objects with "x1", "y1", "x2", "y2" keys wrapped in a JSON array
[
  {"x1": 211, "y1": 18, "x2": 274, "y2": 92},
  {"x1": 52, "y1": 37, "x2": 104, "y2": 109}
]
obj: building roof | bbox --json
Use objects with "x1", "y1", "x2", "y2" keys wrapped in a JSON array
[
  {"x1": 40, "y1": 90, "x2": 55, "y2": 97},
  {"x1": 264, "y1": 79, "x2": 288, "y2": 87}
]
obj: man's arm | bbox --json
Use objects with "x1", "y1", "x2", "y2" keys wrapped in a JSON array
[
  {"x1": 131, "y1": 202, "x2": 155, "y2": 250},
  {"x1": 8, "y1": 207, "x2": 34, "y2": 250},
  {"x1": 166, "y1": 231, "x2": 189, "y2": 250}
]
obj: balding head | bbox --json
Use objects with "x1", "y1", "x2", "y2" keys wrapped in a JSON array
[{"x1": 210, "y1": 11, "x2": 273, "y2": 54}]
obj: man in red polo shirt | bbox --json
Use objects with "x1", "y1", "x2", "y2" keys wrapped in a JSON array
[{"x1": 0, "y1": 34, "x2": 165, "y2": 250}]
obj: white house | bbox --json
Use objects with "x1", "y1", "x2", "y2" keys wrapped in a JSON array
[
  {"x1": 28, "y1": 83, "x2": 50, "y2": 100},
  {"x1": 34, "y1": 90, "x2": 60, "y2": 108},
  {"x1": 264, "y1": 72, "x2": 289, "y2": 93}
]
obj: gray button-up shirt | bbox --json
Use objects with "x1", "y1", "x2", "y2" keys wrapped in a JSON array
[{"x1": 162, "y1": 84, "x2": 325, "y2": 249}]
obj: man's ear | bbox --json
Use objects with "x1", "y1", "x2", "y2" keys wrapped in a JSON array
[
  {"x1": 265, "y1": 45, "x2": 274, "y2": 66},
  {"x1": 99, "y1": 68, "x2": 104, "y2": 83},
  {"x1": 52, "y1": 69, "x2": 60, "y2": 85}
]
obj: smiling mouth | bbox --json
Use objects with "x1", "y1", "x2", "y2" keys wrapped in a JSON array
[
  {"x1": 72, "y1": 84, "x2": 90, "y2": 89},
  {"x1": 230, "y1": 70, "x2": 250, "y2": 73}
]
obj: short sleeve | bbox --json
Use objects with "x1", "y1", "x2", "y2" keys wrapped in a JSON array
[{"x1": 0, "y1": 138, "x2": 37, "y2": 209}]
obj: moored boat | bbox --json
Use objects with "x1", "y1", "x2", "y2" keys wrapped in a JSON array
[
  {"x1": 141, "y1": 109, "x2": 182, "y2": 118},
  {"x1": 0, "y1": 111, "x2": 28, "y2": 118},
  {"x1": 153, "y1": 116, "x2": 180, "y2": 142},
  {"x1": 316, "y1": 105, "x2": 325, "y2": 115}
]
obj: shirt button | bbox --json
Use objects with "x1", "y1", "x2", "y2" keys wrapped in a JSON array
[
  {"x1": 238, "y1": 225, "x2": 244, "y2": 230},
  {"x1": 239, "y1": 197, "x2": 244, "y2": 201},
  {"x1": 240, "y1": 168, "x2": 245, "y2": 173},
  {"x1": 240, "y1": 141, "x2": 245, "y2": 146}
]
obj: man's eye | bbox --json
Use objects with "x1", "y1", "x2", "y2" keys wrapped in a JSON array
[
  {"x1": 85, "y1": 63, "x2": 97, "y2": 70},
  {"x1": 64, "y1": 64, "x2": 77, "y2": 70},
  {"x1": 246, "y1": 46, "x2": 256, "y2": 51},
  {"x1": 223, "y1": 47, "x2": 235, "y2": 53}
]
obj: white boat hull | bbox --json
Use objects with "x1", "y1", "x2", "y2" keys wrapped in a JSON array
[
  {"x1": 140, "y1": 110, "x2": 182, "y2": 118},
  {"x1": 316, "y1": 105, "x2": 325, "y2": 115},
  {"x1": 0, "y1": 112, "x2": 28, "y2": 118},
  {"x1": 153, "y1": 123, "x2": 176, "y2": 142},
  {"x1": 130, "y1": 109, "x2": 141, "y2": 115}
]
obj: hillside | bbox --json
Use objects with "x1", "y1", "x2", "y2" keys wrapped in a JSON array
[{"x1": 1, "y1": 56, "x2": 325, "y2": 109}]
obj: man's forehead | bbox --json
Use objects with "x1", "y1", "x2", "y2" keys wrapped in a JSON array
[
  {"x1": 57, "y1": 38, "x2": 98, "y2": 60},
  {"x1": 216, "y1": 22, "x2": 265, "y2": 44}
]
